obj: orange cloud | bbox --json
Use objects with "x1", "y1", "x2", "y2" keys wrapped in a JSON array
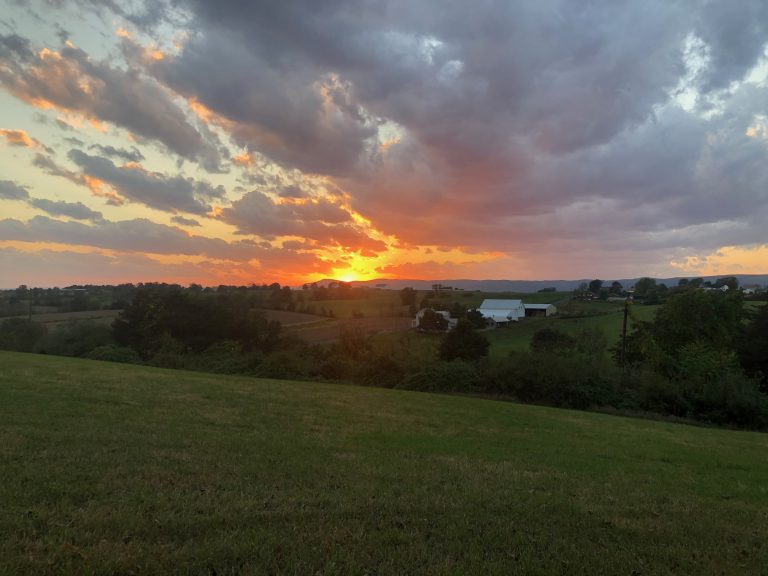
[
  {"x1": 232, "y1": 152, "x2": 254, "y2": 167},
  {"x1": 0, "y1": 128, "x2": 43, "y2": 149},
  {"x1": 671, "y1": 245, "x2": 768, "y2": 275}
]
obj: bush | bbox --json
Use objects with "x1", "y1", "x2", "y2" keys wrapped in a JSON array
[
  {"x1": 187, "y1": 341, "x2": 258, "y2": 374},
  {"x1": 530, "y1": 328, "x2": 575, "y2": 355},
  {"x1": 86, "y1": 345, "x2": 142, "y2": 364},
  {"x1": 35, "y1": 321, "x2": 113, "y2": 357},
  {"x1": 400, "y1": 360, "x2": 479, "y2": 392},
  {"x1": 0, "y1": 318, "x2": 47, "y2": 352},
  {"x1": 356, "y1": 354, "x2": 407, "y2": 388},
  {"x1": 253, "y1": 351, "x2": 312, "y2": 379},
  {"x1": 485, "y1": 353, "x2": 618, "y2": 409},
  {"x1": 439, "y1": 319, "x2": 489, "y2": 361}
]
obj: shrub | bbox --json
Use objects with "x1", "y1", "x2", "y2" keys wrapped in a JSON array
[
  {"x1": 86, "y1": 345, "x2": 142, "y2": 364},
  {"x1": 439, "y1": 319, "x2": 489, "y2": 361},
  {"x1": 530, "y1": 328, "x2": 575, "y2": 355},
  {"x1": 486, "y1": 353, "x2": 618, "y2": 409},
  {"x1": 356, "y1": 354, "x2": 407, "y2": 388},
  {"x1": 253, "y1": 351, "x2": 312, "y2": 379},
  {"x1": 400, "y1": 360, "x2": 479, "y2": 392},
  {"x1": 0, "y1": 318, "x2": 47, "y2": 352},
  {"x1": 35, "y1": 321, "x2": 113, "y2": 357}
]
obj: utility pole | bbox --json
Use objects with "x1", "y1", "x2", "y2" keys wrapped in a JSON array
[{"x1": 620, "y1": 298, "x2": 629, "y2": 368}]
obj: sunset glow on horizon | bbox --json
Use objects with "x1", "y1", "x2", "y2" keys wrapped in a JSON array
[{"x1": 1, "y1": 2, "x2": 767, "y2": 288}]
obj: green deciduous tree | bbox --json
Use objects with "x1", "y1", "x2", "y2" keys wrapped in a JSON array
[
  {"x1": 399, "y1": 287, "x2": 417, "y2": 306},
  {"x1": 739, "y1": 304, "x2": 768, "y2": 391}
]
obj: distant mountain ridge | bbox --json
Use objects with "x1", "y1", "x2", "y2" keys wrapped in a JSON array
[{"x1": 313, "y1": 275, "x2": 768, "y2": 293}]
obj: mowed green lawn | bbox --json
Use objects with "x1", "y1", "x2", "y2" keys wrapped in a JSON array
[{"x1": 2, "y1": 352, "x2": 768, "y2": 574}]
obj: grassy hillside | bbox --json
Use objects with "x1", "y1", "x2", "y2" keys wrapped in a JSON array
[{"x1": 1, "y1": 352, "x2": 767, "y2": 574}]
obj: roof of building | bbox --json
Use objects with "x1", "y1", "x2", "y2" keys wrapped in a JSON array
[
  {"x1": 479, "y1": 299, "x2": 523, "y2": 310},
  {"x1": 523, "y1": 303, "x2": 555, "y2": 310}
]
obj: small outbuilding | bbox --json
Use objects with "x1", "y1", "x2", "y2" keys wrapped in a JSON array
[{"x1": 523, "y1": 303, "x2": 557, "y2": 317}]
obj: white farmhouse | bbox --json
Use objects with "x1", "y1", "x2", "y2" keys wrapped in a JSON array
[{"x1": 478, "y1": 299, "x2": 525, "y2": 326}]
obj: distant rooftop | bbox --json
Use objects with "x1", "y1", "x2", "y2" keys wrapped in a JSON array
[{"x1": 479, "y1": 299, "x2": 523, "y2": 309}]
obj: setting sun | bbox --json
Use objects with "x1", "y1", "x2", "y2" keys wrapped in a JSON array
[{"x1": 336, "y1": 271, "x2": 360, "y2": 283}]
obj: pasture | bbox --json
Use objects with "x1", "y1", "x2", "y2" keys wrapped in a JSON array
[{"x1": 1, "y1": 352, "x2": 767, "y2": 574}]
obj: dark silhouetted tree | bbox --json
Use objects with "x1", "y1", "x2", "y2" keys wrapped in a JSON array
[{"x1": 439, "y1": 319, "x2": 489, "y2": 361}]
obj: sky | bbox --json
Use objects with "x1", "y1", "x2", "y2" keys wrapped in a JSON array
[{"x1": 0, "y1": 0, "x2": 767, "y2": 287}]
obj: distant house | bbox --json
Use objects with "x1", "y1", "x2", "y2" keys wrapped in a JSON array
[
  {"x1": 523, "y1": 303, "x2": 557, "y2": 317},
  {"x1": 412, "y1": 308, "x2": 457, "y2": 330},
  {"x1": 477, "y1": 299, "x2": 525, "y2": 326}
]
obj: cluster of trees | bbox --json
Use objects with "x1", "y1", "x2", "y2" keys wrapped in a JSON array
[
  {"x1": 617, "y1": 290, "x2": 768, "y2": 426},
  {"x1": 0, "y1": 282, "x2": 315, "y2": 318},
  {"x1": 572, "y1": 276, "x2": 758, "y2": 305},
  {"x1": 300, "y1": 282, "x2": 370, "y2": 302},
  {"x1": 574, "y1": 279, "x2": 625, "y2": 300}
]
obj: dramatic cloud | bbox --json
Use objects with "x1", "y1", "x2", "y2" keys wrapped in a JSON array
[
  {"x1": 67, "y1": 150, "x2": 226, "y2": 215},
  {"x1": 221, "y1": 190, "x2": 387, "y2": 254},
  {"x1": 0, "y1": 34, "x2": 224, "y2": 170},
  {"x1": 0, "y1": 1, "x2": 767, "y2": 283},
  {"x1": 122, "y1": 0, "x2": 766, "y2": 260},
  {"x1": 0, "y1": 215, "x2": 250, "y2": 260}
]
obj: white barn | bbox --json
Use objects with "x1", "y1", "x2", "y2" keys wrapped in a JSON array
[{"x1": 478, "y1": 299, "x2": 525, "y2": 325}]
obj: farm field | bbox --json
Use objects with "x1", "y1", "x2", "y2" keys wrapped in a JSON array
[
  {"x1": 2, "y1": 352, "x2": 767, "y2": 574},
  {"x1": 7, "y1": 309, "x2": 122, "y2": 327},
  {"x1": 485, "y1": 302, "x2": 660, "y2": 357},
  {"x1": 286, "y1": 316, "x2": 413, "y2": 344},
  {"x1": 298, "y1": 291, "x2": 409, "y2": 318}
]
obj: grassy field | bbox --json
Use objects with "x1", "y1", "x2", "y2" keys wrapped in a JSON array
[
  {"x1": 485, "y1": 303, "x2": 660, "y2": 357},
  {"x1": 6, "y1": 309, "x2": 122, "y2": 328},
  {"x1": 2, "y1": 352, "x2": 768, "y2": 574},
  {"x1": 300, "y1": 291, "x2": 409, "y2": 319}
]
